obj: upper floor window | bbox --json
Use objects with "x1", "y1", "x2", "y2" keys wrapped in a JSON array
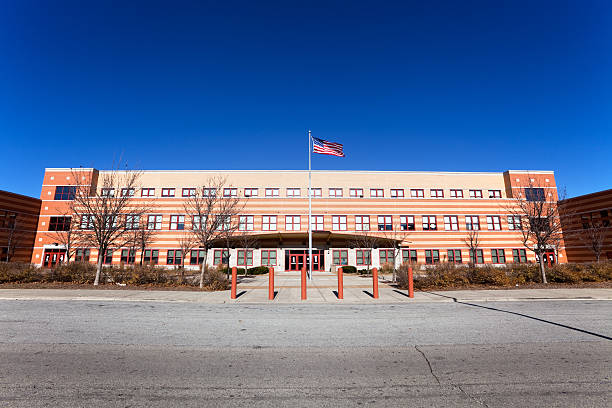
[
  {"x1": 182, "y1": 188, "x2": 196, "y2": 197},
  {"x1": 309, "y1": 188, "x2": 322, "y2": 198},
  {"x1": 422, "y1": 215, "x2": 437, "y2": 230},
  {"x1": 286, "y1": 188, "x2": 300, "y2": 197},
  {"x1": 349, "y1": 188, "x2": 364, "y2": 198},
  {"x1": 430, "y1": 189, "x2": 444, "y2": 198},
  {"x1": 265, "y1": 188, "x2": 279, "y2": 197},
  {"x1": 507, "y1": 215, "x2": 521, "y2": 230},
  {"x1": 355, "y1": 215, "x2": 370, "y2": 231},
  {"x1": 215, "y1": 215, "x2": 231, "y2": 231},
  {"x1": 239, "y1": 215, "x2": 254, "y2": 231},
  {"x1": 400, "y1": 215, "x2": 415, "y2": 231},
  {"x1": 450, "y1": 189, "x2": 463, "y2": 198},
  {"x1": 311, "y1": 215, "x2": 324, "y2": 230},
  {"x1": 202, "y1": 188, "x2": 216, "y2": 197},
  {"x1": 466, "y1": 215, "x2": 480, "y2": 230},
  {"x1": 49, "y1": 216, "x2": 71, "y2": 231},
  {"x1": 244, "y1": 188, "x2": 258, "y2": 197},
  {"x1": 223, "y1": 188, "x2": 237, "y2": 197},
  {"x1": 121, "y1": 188, "x2": 135, "y2": 197},
  {"x1": 285, "y1": 215, "x2": 301, "y2": 231},
  {"x1": 329, "y1": 188, "x2": 343, "y2": 197},
  {"x1": 170, "y1": 215, "x2": 185, "y2": 230},
  {"x1": 410, "y1": 189, "x2": 424, "y2": 198},
  {"x1": 161, "y1": 188, "x2": 175, "y2": 197},
  {"x1": 332, "y1": 215, "x2": 347, "y2": 231},
  {"x1": 444, "y1": 215, "x2": 459, "y2": 231},
  {"x1": 487, "y1": 215, "x2": 502, "y2": 230},
  {"x1": 147, "y1": 215, "x2": 162, "y2": 230},
  {"x1": 54, "y1": 186, "x2": 76, "y2": 200},
  {"x1": 489, "y1": 190, "x2": 502, "y2": 198},
  {"x1": 101, "y1": 188, "x2": 115, "y2": 197},
  {"x1": 469, "y1": 189, "x2": 483, "y2": 198},
  {"x1": 141, "y1": 188, "x2": 155, "y2": 197},
  {"x1": 390, "y1": 189, "x2": 404, "y2": 198},
  {"x1": 125, "y1": 215, "x2": 140, "y2": 230},
  {"x1": 192, "y1": 215, "x2": 205, "y2": 230},
  {"x1": 525, "y1": 188, "x2": 545, "y2": 202},
  {"x1": 80, "y1": 214, "x2": 94, "y2": 230},
  {"x1": 262, "y1": 215, "x2": 277, "y2": 231},
  {"x1": 370, "y1": 189, "x2": 384, "y2": 198},
  {"x1": 377, "y1": 215, "x2": 392, "y2": 231}
]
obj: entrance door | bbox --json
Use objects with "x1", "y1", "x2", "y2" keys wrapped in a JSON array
[
  {"x1": 43, "y1": 249, "x2": 66, "y2": 267},
  {"x1": 285, "y1": 250, "x2": 325, "y2": 271},
  {"x1": 543, "y1": 251, "x2": 556, "y2": 267}
]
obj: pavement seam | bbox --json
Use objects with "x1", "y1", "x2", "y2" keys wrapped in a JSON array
[{"x1": 414, "y1": 345, "x2": 441, "y2": 385}]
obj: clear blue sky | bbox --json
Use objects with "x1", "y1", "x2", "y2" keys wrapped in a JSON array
[{"x1": 1, "y1": 0, "x2": 610, "y2": 199}]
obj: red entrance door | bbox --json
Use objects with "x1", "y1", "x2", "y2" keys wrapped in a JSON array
[
  {"x1": 286, "y1": 250, "x2": 324, "y2": 271},
  {"x1": 543, "y1": 252, "x2": 556, "y2": 267},
  {"x1": 43, "y1": 249, "x2": 66, "y2": 267}
]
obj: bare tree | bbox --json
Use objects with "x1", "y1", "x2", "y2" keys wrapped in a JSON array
[
  {"x1": 463, "y1": 229, "x2": 481, "y2": 267},
  {"x1": 578, "y1": 216, "x2": 609, "y2": 262},
  {"x1": 234, "y1": 227, "x2": 260, "y2": 276},
  {"x1": 44, "y1": 209, "x2": 84, "y2": 264},
  {"x1": 3, "y1": 212, "x2": 23, "y2": 262},
  {"x1": 184, "y1": 177, "x2": 243, "y2": 288},
  {"x1": 380, "y1": 222, "x2": 411, "y2": 282},
  {"x1": 177, "y1": 232, "x2": 198, "y2": 282},
  {"x1": 350, "y1": 229, "x2": 383, "y2": 273},
  {"x1": 133, "y1": 224, "x2": 157, "y2": 265}
]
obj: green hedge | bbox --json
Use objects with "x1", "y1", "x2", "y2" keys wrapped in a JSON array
[{"x1": 339, "y1": 265, "x2": 357, "y2": 273}]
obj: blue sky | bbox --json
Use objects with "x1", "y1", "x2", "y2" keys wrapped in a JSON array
[{"x1": 1, "y1": 0, "x2": 610, "y2": 198}]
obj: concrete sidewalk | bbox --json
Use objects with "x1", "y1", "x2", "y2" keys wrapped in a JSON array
[{"x1": 0, "y1": 271, "x2": 610, "y2": 303}]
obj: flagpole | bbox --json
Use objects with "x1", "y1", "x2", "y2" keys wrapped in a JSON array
[{"x1": 308, "y1": 129, "x2": 313, "y2": 280}]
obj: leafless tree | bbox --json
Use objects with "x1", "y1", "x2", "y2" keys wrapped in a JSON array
[
  {"x1": 233, "y1": 228, "x2": 260, "y2": 276},
  {"x1": 577, "y1": 216, "x2": 609, "y2": 262},
  {"x1": 350, "y1": 229, "x2": 383, "y2": 273},
  {"x1": 131, "y1": 224, "x2": 157, "y2": 266},
  {"x1": 183, "y1": 177, "x2": 243, "y2": 288},
  {"x1": 380, "y1": 223, "x2": 411, "y2": 282},
  {"x1": 44, "y1": 209, "x2": 84, "y2": 264},
  {"x1": 3, "y1": 212, "x2": 23, "y2": 262},
  {"x1": 463, "y1": 229, "x2": 481, "y2": 267},
  {"x1": 177, "y1": 232, "x2": 198, "y2": 282}
]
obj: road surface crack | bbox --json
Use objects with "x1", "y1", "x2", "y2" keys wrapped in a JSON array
[
  {"x1": 455, "y1": 384, "x2": 490, "y2": 407},
  {"x1": 414, "y1": 345, "x2": 440, "y2": 385}
]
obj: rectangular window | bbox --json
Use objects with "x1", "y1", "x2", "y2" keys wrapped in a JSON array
[
  {"x1": 422, "y1": 215, "x2": 437, "y2": 230},
  {"x1": 450, "y1": 189, "x2": 463, "y2": 198},
  {"x1": 309, "y1": 188, "x2": 322, "y2": 197},
  {"x1": 213, "y1": 249, "x2": 229, "y2": 265},
  {"x1": 202, "y1": 188, "x2": 216, "y2": 197},
  {"x1": 390, "y1": 189, "x2": 404, "y2": 198},
  {"x1": 103, "y1": 249, "x2": 113, "y2": 265},
  {"x1": 410, "y1": 189, "x2": 424, "y2": 198},
  {"x1": 244, "y1": 188, "x2": 258, "y2": 197},
  {"x1": 54, "y1": 186, "x2": 76, "y2": 200},
  {"x1": 261, "y1": 250, "x2": 277, "y2": 266},
  {"x1": 170, "y1": 215, "x2": 185, "y2": 230},
  {"x1": 49, "y1": 216, "x2": 71, "y2": 231},
  {"x1": 75, "y1": 248, "x2": 90, "y2": 262},
  {"x1": 286, "y1": 188, "x2": 300, "y2": 197},
  {"x1": 103, "y1": 215, "x2": 118, "y2": 229},
  {"x1": 402, "y1": 249, "x2": 417, "y2": 264},
  {"x1": 447, "y1": 249, "x2": 462, "y2": 264},
  {"x1": 121, "y1": 188, "x2": 135, "y2": 197},
  {"x1": 444, "y1": 216, "x2": 459, "y2": 231},
  {"x1": 328, "y1": 188, "x2": 343, "y2": 197},
  {"x1": 161, "y1": 188, "x2": 175, "y2": 197},
  {"x1": 356, "y1": 249, "x2": 371, "y2": 266},
  {"x1": 355, "y1": 215, "x2": 370, "y2": 231},
  {"x1": 512, "y1": 249, "x2": 527, "y2": 263},
  {"x1": 430, "y1": 189, "x2": 444, "y2": 198},
  {"x1": 147, "y1": 215, "x2": 162, "y2": 230},
  {"x1": 141, "y1": 188, "x2": 155, "y2": 197},
  {"x1": 223, "y1": 188, "x2": 237, "y2": 197},
  {"x1": 182, "y1": 188, "x2": 195, "y2": 197},
  {"x1": 377, "y1": 215, "x2": 392, "y2": 231},
  {"x1": 167, "y1": 250, "x2": 182, "y2": 265},
  {"x1": 466, "y1": 215, "x2": 480, "y2": 230},
  {"x1": 470, "y1": 249, "x2": 484, "y2": 264},
  {"x1": 491, "y1": 249, "x2": 506, "y2": 264},
  {"x1": 190, "y1": 249, "x2": 206, "y2": 265},
  {"x1": 237, "y1": 250, "x2": 253, "y2": 266},
  {"x1": 101, "y1": 188, "x2": 115, "y2": 197},
  {"x1": 379, "y1": 249, "x2": 394, "y2": 265},
  {"x1": 400, "y1": 215, "x2": 415, "y2": 231},
  {"x1": 489, "y1": 190, "x2": 502, "y2": 198},
  {"x1": 125, "y1": 215, "x2": 140, "y2": 230},
  {"x1": 370, "y1": 189, "x2": 384, "y2": 198},
  {"x1": 285, "y1": 215, "x2": 301, "y2": 231},
  {"x1": 215, "y1": 215, "x2": 231, "y2": 231},
  {"x1": 262, "y1": 215, "x2": 277, "y2": 231},
  {"x1": 332, "y1": 250, "x2": 348, "y2": 265},
  {"x1": 487, "y1": 216, "x2": 502, "y2": 230},
  {"x1": 311, "y1": 215, "x2": 324, "y2": 230},
  {"x1": 143, "y1": 249, "x2": 159, "y2": 264},
  {"x1": 525, "y1": 188, "x2": 545, "y2": 202},
  {"x1": 332, "y1": 215, "x2": 347, "y2": 231},
  {"x1": 239, "y1": 215, "x2": 254, "y2": 231},
  {"x1": 469, "y1": 189, "x2": 483, "y2": 198},
  {"x1": 507, "y1": 215, "x2": 521, "y2": 230},
  {"x1": 349, "y1": 188, "x2": 364, "y2": 198},
  {"x1": 425, "y1": 250, "x2": 440, "y2": 264},
  {"x1": 192, "y1": 215, "x2": 205, "y2": 230},
  {"x1": 80, "y1": 215, "x2": 94, "y2": 230},
  {"x1": 265, "y1": 188, "x2": 279, "y2": 197},
  {"x1": 121, "y1": 249, "x2": 136, "y2": 264}
]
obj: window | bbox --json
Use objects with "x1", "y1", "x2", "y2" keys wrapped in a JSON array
[
  {"x1": 215, "y1": 215, "x2": 231, "y2": 231},
  {"x1": 261, "y1": 250, "x2": 277, "y2": 266},
  {"x1": 80, "y1": 215, "x2": 94, "y2": 230},
  {"x1": 425, "y1": 250, "x2": 439, "y2": 264},
  {"x1": 390, "y1": 189, "x2": 404, "y2": 198},
  {"x1": 213, "y1": 249, "x2": 229, "y2": 265},
  {"x1": 491, "y1": 249, "x2": 506, "y2": 264},
  {"x1": 265, "y1": 188, "x2": 279, "y2": 197},
  {"x1": 121, "y1": 249, "x2": 136, "y2": 264},
  {"x1": 311, "y1": 215, "x2": 324, "y2": 230},
  {"x1": 487, "y1": 216, "x2": 501, "y2": 230},
  {"x1": 529, "y1": 217, "x2": 550, "y2": 231},
  {"x1": 430, "y1": 189, "x2": 444, "y2": 198},
  {"x1": 512, "y1": 249, "x2": 527, "y2": 263},
  {"x1": 125, "y1": 215, "x2": 140, "y2": 230},
  {"x1": 103, "y1": 215, "x2": 118, "y2": 229},
  {"x1": 444, "y1": 216, "x2": 459, "y2": 231},
  {"x1": 400, "y1": 216, "x2": 415, "y2": 231},
  {"x1": 333, "y1": 250, "x2": 348, "y2": 265},
  {"x1": 332, "y1": 215, "x2": 347, "y2": 231},
  {"x1": 309, "y1": 188, "x2": 322, "y2": 198},
  {"x1": 190, "y1": 249, "x2": 206, "y2": 265},
  {"x1": 143, "y1": 249, "x2": 159, "y2": 264},
  {"x1": 489, "y1": 190, "x2": 502, "y2": 198},
  {"x1": 49, "y1": 216, "x2": 71, "y2": 231},
  {"x1": 121, "y1": 188, "x2": 135, "y2": 197},
  {"x1": 285, "y1": 215, "x2": 301, "y2": 231},
  {"x1": 161, "y1": 188, "x2": 175, "y2": 197},
  {"x1": 422, "y1": 216, "x2": 437, "y2": 230},
  {"x1": 192, "y1": 215, "x2": 205, "y2": 230},
  {"x1": 447, "y1": 249, "x2": 462, "y2": 264},
  {"x1": 286, "y1": 188, "x2": 300, "y2": 197},
  {"x1": 380, "y1": 249, "x2": 394, "y2": 265},
  {"x1": 182, "y1": 188, "x2": 195, "y2": 197},
  {"x1": 525, "y1": 188, "x2": 545, "y2": 202},
  {"x1": 101, "y1": 188, "x2": 115, "y2": 197},
  {"x1": 223, "y1": 188, "x2": 237, "y2": 197},
  {"x1": 377, "y1": 215, "x2": 392, "y2": 231},
  {"x1": 262, "y1": 215, "x2": 277, "y2": 231},
  {"x1": 141, "y1": 188, "x2": 155, "y2": 197},
  {"x1": 147, "y1": 215, "x2": 162, "y2": 230},
  {"x1": 370, "y1": 189, "x2": 384, "y2": 198},
  {"x1": 167, "y1": 250, "x2": 182, "y2": 265},
  {"x1": 54, "y1": 186, "x2": 76, "y2": 200},
  {"x1": 170, "y1": 215, "x2": 185, "y2": 230},
  {"x1": 356, "y1": 249, "x2": 371, "y2": 266},
  {"x1": 470, "y1": 249, "x2": 484, "y2": 264},
  {"x1": 349, "y1": 188, "x2": 364, "y2": 197},
  {"x1": 450, "y1": 189, "x2": 463, "y2": 198},
  {"x1": 469, "y1": 189, "x2": 483, "y2": 198},
  {"x1": 103, "y1": 249, "x2": 113, "y2": 265},
  {"x1": 244, "y1": 188, "x2": 258, "y2": 197},
  {"x1": 75, "y1": 249, "x2": 90, "y2": 262},
  {"x1": 507, "y1": 215, "x2": 521, "y2": 230},
  {"x1": 355, "y1": 215, "x2": 370, "y2": 231},
  {"x1": 239, "y1": 215, "x2": 254, "y2": 231},
  {"x1": 466, "y1": 216, "x2": 480, "y2": 230},
  {"x1": 410, "y1": 189, "x2": 424, "y2": 198},
  {"x1": 402, "y1": 249, "x2": 417, "y2": 264},
  {"x1": 329, "y1": 188, "x2": 343, "y2": 197},
  {"x1": 202, "y1": 188, "x2": 216, "y2": 197},
  {"x1": 237, "y1": 250, "x2": 253, "y2": 266}
]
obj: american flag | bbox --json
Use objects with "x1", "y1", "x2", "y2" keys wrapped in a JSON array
[{"x1": 312, "y1": 137, "x2": 345, "y2": 157}]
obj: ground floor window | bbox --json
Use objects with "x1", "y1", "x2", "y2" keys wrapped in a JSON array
[
  {"x1": 491, "y1": 249, "x2": 506, "y2": 264},
  {"x1": 237, "y1": 249, "x2": 253, "y2": 266},
  {"x1": 261, "y1": 250, "x2": 276, "y2": 266},
  {"x1": 379, "y1": 249, "x2": 394, "y2": 265},
  {"x1": 332, "y1": 250, "x2": 348, "y2": 265},
  {"x1": 425, "y1": 250, "x2": 440, "y2": 264},
  {"x1": 447, "y1": 249, "x2": 462, "y2": 263},
  {"x1": 75, "y1": 248, "x2": 90, "y2": 262},
  {"x1": 402, "y1": 249, "x2": 417, "y2": 264},
  {"x1": 190, "y1": 249, "x2": 206, "y2": 265},
  {"x1": 143, "y1": 249, "x2": 159, "y2": 264},
  {"x1": 167, "y1": 250, "x2": 182, "y2": 265},
  {"x1": 470, "y1": 249, "x2": 484, "y2": 264},
  {"x1": 512, "y1": 249, "x2": 527, "y2": 263},
  {"x1": 121, "y1": 249, "x2": 136, "y2": 264},
  {"x1": 214, "y1": 249, "x2": 229, "y2": 265},
  {"x1": 103, "y1": 249, "x2": 113, "y2": 265},
  {"x1": 356, "y1": 249, "x2": 371, "y2": 266}
]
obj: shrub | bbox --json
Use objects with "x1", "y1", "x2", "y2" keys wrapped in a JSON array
[
  {"x1": 200, "y1": 266, "x2": 230, "y2": 291},
  {"x1": 44, "y1": 262, "x2": 96, "y2": 284},
  {"x1": 339, "y1": 265, "x2": 357, "y2": 273},
  {"x1": 248, "y1": 266, "x2": 269, "y2": 275},
  {"x1": 0, "y1": 262, "x2": 42, "y2": 283}
]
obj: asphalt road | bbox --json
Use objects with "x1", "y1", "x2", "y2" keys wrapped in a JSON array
[{"x1": 1, "y1": 300, "x2": 611, "y2": 407}]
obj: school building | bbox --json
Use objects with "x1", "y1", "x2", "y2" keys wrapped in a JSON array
[{"x1": 0, "y1": 190, "x2": 41, "y2": 263}]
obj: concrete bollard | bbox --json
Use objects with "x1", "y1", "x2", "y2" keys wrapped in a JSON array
[
  {"x1": 372, "y1": 267, "x2": 379, "y2": 299},
  {"x1": 231, "y1": 266, "x2": 237, "y2": 299},
  {"x1": 269, "y1": 267, "x2": 275, "y2": 300},
  {"x1": 301, "y1": 266, "x2": 307, "y2": 300},
  {"x1": 337, "y1": 267, "x2": 344, "y2": 300},
  {"x1": 408, "y1": 266, "x2": 414, "y2": 298}
]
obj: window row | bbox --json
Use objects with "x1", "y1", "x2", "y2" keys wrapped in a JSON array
[{"x1": 331, "y1": 248, "x2": 529, "y2": 265}]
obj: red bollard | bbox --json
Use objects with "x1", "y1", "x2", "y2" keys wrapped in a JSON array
[
  {"x1": 337, "y1": 267, "x2": 344, "y2": 299},
  {"x1": 372, "y1": 267, "x2": 379, "y2": 299},
  {"x1": 301, "y1": 266, "x2": 307, "y2": 300},
  {"x1": 268, "y1": 267, "x2": 275, "y2": 300},
  {"x1": 408, "y1": 266, "x2": 414, "y2": 298},
  {"x1": 231, "y1": 266, "x2": 237, "y2": 299}
]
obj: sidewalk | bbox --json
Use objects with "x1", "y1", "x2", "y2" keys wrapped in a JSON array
[{"x1": 0, "y1": 271, "x2": 610, "y2": 304}]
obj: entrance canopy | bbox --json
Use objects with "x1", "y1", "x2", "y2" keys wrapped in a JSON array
[{"x1": 216, "y1": 231, "x2": 403, "y2": 249}]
